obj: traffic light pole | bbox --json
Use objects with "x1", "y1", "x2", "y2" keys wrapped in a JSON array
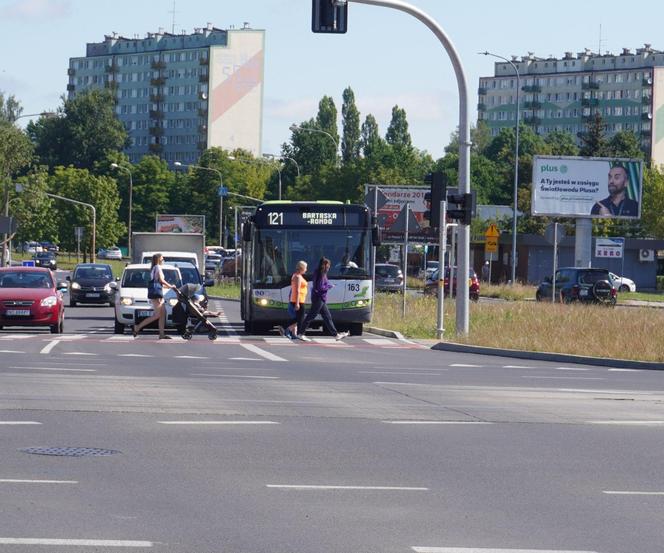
[
  {"x1": 348, "y1": 0, "x2": 471, "y2": 335},
  {"x1": 436, "y1": 201, "x2": 447, "y2": 340}
]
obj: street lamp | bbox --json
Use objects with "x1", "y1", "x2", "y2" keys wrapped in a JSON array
[
  {"x1": 174, "y1": 161, "x2": 224, "y2": 247},
  {"x1": 110, "y1": 163, "x2": 133, "y2": 259},
  {"x1": 289, "y1": 124, "x2": 339, "y2": 157},
  {"x1": 13, "y1": 111, "x2": 57, "y2": 123},
  {"x1": 262, "y1": 154, "x2": 300, "y2": 200},
  {"x1": 480, "y1": 51, "x2": 520, "y2": 285}
]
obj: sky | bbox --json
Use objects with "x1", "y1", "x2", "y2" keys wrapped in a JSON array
[{"x1": 2, "y1": 0, "x2": 664, "y2": 159}]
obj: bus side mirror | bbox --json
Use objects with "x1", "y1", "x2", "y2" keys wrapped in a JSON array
[
  {"x1": 242, "y1": 222, "x2": 252, "y2": 242},
  {"x1": 372, "y1": 227, "x2": 381, "y2": 247}
]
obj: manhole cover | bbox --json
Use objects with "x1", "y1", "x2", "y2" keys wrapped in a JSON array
[{"x1": 20, "y1": 447, "x2": 121, "y2": 457}]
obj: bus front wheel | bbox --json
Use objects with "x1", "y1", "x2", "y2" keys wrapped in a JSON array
[{"x1": 349, "y1": 323, "x2": 363, "y2": 336}]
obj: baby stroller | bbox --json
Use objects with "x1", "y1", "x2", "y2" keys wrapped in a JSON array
[{"x1": 172, "y1": 283, "x2": 218, "y2": 341}]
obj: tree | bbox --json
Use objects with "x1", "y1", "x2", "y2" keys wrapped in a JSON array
[
  {"x1": 30, "y1": 89, "x2": 128, "y2": 170},
  {"x1": 578, "y1": 112, "x2": 608, "y2": 157},
  {"x1": 11, "y1": 170, "x2": 59, "y2": 245},
  {"x1": 360, "y1": 114, "x2": 383, "y2": 159},
  {"x1": 341, "y1": 87, "x2": 361, "y2": 164},
  {"x1": 607, "y1": 131, "x2": 644, "y2": 159},
  {"x1": 641, "y1": 166, "x2": 664, "y2": 238},
  {"x1": 0, "y1": 122, "x2": 33, "y2": 178},
  {"x1": 385, "y1": 105, "x2": 413, "y2": 152},
  {"x1": 125, "y1": 155, "x2": 175, "y2": 234},
  {"x1": 544, "y1": 130, "x2": 579, "y2": 156},
  {"x1": 0, "y1": 92, "x2": 23, "y2": 123}
]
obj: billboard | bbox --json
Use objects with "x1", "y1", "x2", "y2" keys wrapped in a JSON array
[
  {"x1": 365, "y1": 185, "x2": 435, "y2": 242},
  {"x1": 155, "y1": 215, "x2": 205, "y2": 234},
  {"x1": 595, "y1": 237, "x2": 624, "y2": 259},
  {"x1": 532, "y1": 156, "x2": 642, "y2": 219}
]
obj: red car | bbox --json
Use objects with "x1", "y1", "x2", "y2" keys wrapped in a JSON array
[
  {"x1": 0, "y1": 267, "x2": 67, "y2": 333},
  {"x1": 424, "y1": 266, "x2": 480, "y2": 301}
]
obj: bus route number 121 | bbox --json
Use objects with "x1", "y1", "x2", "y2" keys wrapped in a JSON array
[{"x1": 268, "y1": 212, "x2": 283, "y2": 225}]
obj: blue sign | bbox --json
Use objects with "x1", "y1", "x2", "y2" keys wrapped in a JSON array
[
  {"x1": 22, "y1": 260, "x2": 35, "y2": 267},
  {"x1": 218, "y1": 186, "x2": 228, "y2": 197}
]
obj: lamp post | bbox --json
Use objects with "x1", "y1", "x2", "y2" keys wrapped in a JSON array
[
  {"x1": 2, "y1": 112, "x2": 58, "y2": 266},
  {"x1": 289, "y1": 124, "x2": 339, "y2": 162},
  {"x1": 480, "y1": 51, "x2": 520, "y2": 284},
  {"x1": 110, "y1": 163, "x2": 133, "y2": 259},
  {"x1": 263, "y1": 154, "x2": 301, "y2": 200},
  {"x1": 175, "y1": 162, "x2": 224, "y2": 247},
  {"x1": 45, "y1": 193, "x2": 96, "y2": 263}
]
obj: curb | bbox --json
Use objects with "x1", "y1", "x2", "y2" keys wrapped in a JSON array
[
  {"x1": 365, "y1": 326, "x2": 407, "y2": 341},
  {"x1": 431, "y1": 341, "x2": 664, "y2": 371}
]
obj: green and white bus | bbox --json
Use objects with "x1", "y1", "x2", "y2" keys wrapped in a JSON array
[{"x1": 241, "y1": 201, "x2": 379, "y2": 335}]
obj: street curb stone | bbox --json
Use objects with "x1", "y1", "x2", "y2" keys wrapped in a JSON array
[
  {"x1": 432, "y1": 341, "x2": 664, "y2": 371},
  {"x1": 365, "y1": 326, "x2": 407, "y2": 340}
]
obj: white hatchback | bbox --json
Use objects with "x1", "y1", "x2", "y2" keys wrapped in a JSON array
[
  {"x1": 114, "y1": 263, "x2": 182, "y2": 334},
  {"x1": 609, "y1": 272, "x2": 636, "y2": 293}
]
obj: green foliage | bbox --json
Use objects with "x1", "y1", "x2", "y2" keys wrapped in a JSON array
[
  {"x1": 12, "y1": 169, "x2": 58, "y2": 244},
  {"x1": 385, "y1": 105, "x2": 413, "y2": 152},
  {"x1": 0, "y1": 92, "x2": 23, "y2": 123},
  {"x1": 641, "y1": 166, "x2": 664, "y2": 238},
  {"x1": 30, "y1": 89, "x2": 128, "y2": 170},
  {"x1": 341, "y1": 87, "x2": 361, "y2": 164},
  {"x1": 578, "y1": 112, "x2": 608, "y2": 157},
  {"x1": 0, "y1": 122, "x2": 33, "y2": 177}
]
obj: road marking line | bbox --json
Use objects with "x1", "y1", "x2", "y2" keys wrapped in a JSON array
[
  {"x1": 0, "y1": 538, "x2": 153, "y2": 547},
  {"x1": 175, "y1": 355, "x2": 209, "y2": 359},
  {"x1": 411, "y1": 546, "x2": 597, "y2": 553},
  {"x1": 9, "y1": 367, "x2": 96, "y2": 372},
  {"x1": 158, "y1": 421, "x2": 279, "y2": 425},
  {"x1": 105, "y1": 336, "x2": 135, "y2": 341},
  {"x1": 0, "y1": 479, "x2": 77, "y2": 484},
  {"x1": 118, "y1": 354, "x2": 151, "y2": 357},
  {"x1": 241, "y1": 343, "x2": 287, "y2": 362},
  {"x1": 587, "y1": 420, "x2": 664, "y2": 425},
  {"x1": 40, "y1": 341, "x2": 59, "y2": 355},
  {"x1": 360, "y1": 371, "x2": 445, "y2": 376},
  {"x1": 267, "y1": 484, "x2": 428, "y2": 491},
  {"x1": 54, "y1": 334, "x2": 87, "y2": 340},
  {"x1": 312, "y1": 338, "x2": 351, "y2": 347},
  {"x1": 229, "y1": 357, "x2": 263, "y2": 361},
  {"x1": 555, "y1": 367, "x2": 591, "y2": 371},
  {"x1": 63, "y1": 352, "x2": 98, "y2": 356},
  {"x1": 450, "y1": 363, "x2": 483, "y2": 368},
  {"x1": 0, "y1": 421, "x2": 42, "y2": 425},
  {"x1": 263, "y1": 337, "x2": 295, "y2": 345},
  {"x1": 608, "y1": 368, "x2": 642, "y2": 372},
  {"x1": 503, "y1": 365, "x2": 536, "y2": 369},
  {"x1": 0, "y1": 334, "x2": 37, "y2": 340},
  {"x1": 373, "y1": 381, "x2": 426, "y2": 386},
  {"x1": 522, "y1": 376, "x2": 604, "y2": 380},
  {"x1": 383, "y1": 421, "x2": 493, "y2": 425},
  {"x1": 603, "y1": 490, "x2": 664, "y2": 495},
  {"x1": 191, "y1": 374, "x2": 279, "y2": 379},
  {"x1": 0, "y1": 350, "x2": 24, "y2": 353}
]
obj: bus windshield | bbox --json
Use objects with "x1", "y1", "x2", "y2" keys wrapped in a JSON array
[{"x1": 253, "y1": 228, "x2": 371, "y2": 286}]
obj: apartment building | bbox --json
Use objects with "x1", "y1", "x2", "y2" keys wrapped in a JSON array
[
  {"x1": 68, "y1": 23, "x2": 264, "y2": 164},
  {"x1": 478, "y1": 45, "x2": 664, "y2": 165}
]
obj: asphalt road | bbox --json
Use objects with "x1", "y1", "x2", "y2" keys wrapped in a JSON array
[{"x1": 0, "y1": 284, "x2": 663, "y2": 552}]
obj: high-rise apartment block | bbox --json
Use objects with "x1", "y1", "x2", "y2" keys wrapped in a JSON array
[
  {"x1": 478, "y1": 45, "x2": 664, "y2": 165},
  {"x1": 68, "y1": 24, "x2": 264, "y2": 164}
]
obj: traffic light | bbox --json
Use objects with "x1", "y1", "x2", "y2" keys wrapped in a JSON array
[
  {"x1": 447, "y1": 190, "x2": 476, "y2": 226},
  {"x1": 312, "y1": 0, "x2": 348, "y2": 33},
  {"x1": 423, "y1": 171, "x2": 446, "y2": 228}
]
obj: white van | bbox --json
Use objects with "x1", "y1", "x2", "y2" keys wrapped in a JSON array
[{"x1": 141, "y1": 251, "x2": 199, "y2": 269}]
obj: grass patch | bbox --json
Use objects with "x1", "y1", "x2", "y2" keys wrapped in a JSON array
[
  {"x1": 620, "y1": 291, "x2": 664, "y2": 303},
  {"x1": 480, "y1": 282, "x2": 536, "y2": 301},
  {"x1": 207, "y1": 280, "x2": 241, "y2": 300},
  {"x1": 372, "y1": 293, "x2": 664, "y2": 362}
]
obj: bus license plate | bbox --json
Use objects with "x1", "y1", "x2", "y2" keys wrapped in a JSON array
[
  {"x1": 137, "y1": 310, "x2": 153, "y2": 318},
  {"x1": 6, "y1": 309, "x2": 30, "y2": 316}
]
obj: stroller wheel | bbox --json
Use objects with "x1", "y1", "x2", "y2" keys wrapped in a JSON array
[
  {"x1": 182, "y1": 331, "x2": 193, "y2": 341},
  {"x1": 208, "y1": 330, "x2": 218, "y2": 341}
]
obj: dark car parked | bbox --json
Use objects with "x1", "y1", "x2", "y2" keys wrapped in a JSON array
[
  {"x1": 535, "y1": 267, "x2": 616, "y2": 305},
  {"x1": 33, "y1": 251, "x2": 57, "y2": 270},
  {"x1": 424, "y1": 266, "x2": 480, "y2": 301},
  {"x1": 375, "y1": 263, "x2": 403, "y2": 292},
  {"x1": 67, "y1": 263, "x2": 117, "y2": 307}
]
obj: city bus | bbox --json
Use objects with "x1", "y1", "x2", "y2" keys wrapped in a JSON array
[{"x1": 241, "y1": 201, "x2": 379, "y2": 335}]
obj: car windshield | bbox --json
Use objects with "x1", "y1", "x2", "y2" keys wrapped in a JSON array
[
  {"x1": 579, "y1": 271, "x2": 609, "y2": 285},
  {"x1": 0, "y1": 271, "x2": 53, "y2": 288},
  {"x1": 122, "y1": 268, "x2": 181, "y2": 288},
  {"x1": 376, "y1": 265, "x2": 400, "y2": 277},
  {"x1": 74, "y1": 266, "x2": 112, "y2": 280},
  {"x1": 35, "y1": 252, "x2": 54, "y2": 259},
  {"x1": 178, "y1": 267, "x2": 201, "y2": 286}
]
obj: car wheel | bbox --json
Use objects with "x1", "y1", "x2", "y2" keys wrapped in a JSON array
[
  {"x1": 70, "y1": 299, "x2": 77, "y2": 307},
  {"x1": 109, "y1": 301, "x2": 115, "y2": 308},
  {"x1": 244, "y1": 320, "x2": 254, "y2": 334},
  {"x1": 50, "y1": 317, "x2": 63, "y2": 334},
  {"x1": 619, "y1": 284, "x2": 629, "y2": 293},
  {"x1": 470, "y1": 293, "x2": 479, "y2": 302},
  {"x1": 349, "y1": 323, "x2": 363, "y2": 336},
  {"x1": 535, "y1": 291, "x2": 542, "y2": 302},
  {"x1": 114, "y1": 320, "x2": 125, "y2": 334}
]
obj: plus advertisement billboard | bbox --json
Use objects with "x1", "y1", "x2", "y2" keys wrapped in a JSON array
[{"x1": 532, "y1": 156, "x2": 643, "y2": 219}]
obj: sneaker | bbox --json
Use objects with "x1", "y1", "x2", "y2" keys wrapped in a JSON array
[
  {"x1": 296, "y1": 334, "x2": 312, "y2": 342},
  {"x1": 334, "y1": 331, "x2": 349, "y2": 341}
]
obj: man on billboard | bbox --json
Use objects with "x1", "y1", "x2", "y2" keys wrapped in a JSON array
[{"x1": 590, "y1": 164, "x2": 639, "y2": 217}]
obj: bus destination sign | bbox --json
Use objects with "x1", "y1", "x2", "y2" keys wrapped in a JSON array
[{"x1": 255, "y1": 206, "x2": 366, "y2": 227}]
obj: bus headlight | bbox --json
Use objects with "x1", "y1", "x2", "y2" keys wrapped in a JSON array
[
  {"x1": 356, "y1": 300, "x2": 366, "y2": 307},
  {"x1": 258, "y1": 298, "x2": 269, "y2": 306}
]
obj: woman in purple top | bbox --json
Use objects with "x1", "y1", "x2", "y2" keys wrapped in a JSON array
[{"x1": 296, "y1": 257, "x2": 348, "y2": 341}]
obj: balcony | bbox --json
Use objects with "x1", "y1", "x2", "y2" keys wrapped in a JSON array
[
  {"x1": 149, "y1": 109, "x2": 165, "y2": 120},
  {"x1": 149, "y1": 126, "x2": 165, "y2": 137},
  {"x1": 104, "y1": 81, "x2": 118, "y2": 90},
  {"x1": 477, "y1": 103, "x2": 486, "y2": 111},
  {"x1": 524, "y1": 116, "x2": 541, "y2": 126},
  {"x1": 151, "y1": 60, "x2": 166, "y2": 70},
  {"x1": 199, "y1": 57, "x2": 209, "y2": 65},
  {"x1": 582, "y1": 82, "x2": 600, "y2": 90},
  {"x1": 641, "y1": 112, "x2": 653, "y2": 121},
  {"x1": 521, "y1": 84, "x2": 542, "y2": 93},
  {"x1": 198, "y1": 73, "x2": 209, "y2": 83},
  {"x1": 148, "y1": 143, "x2": 163, "y2": 154},
  {"x1": 641, "y1": 129, "x2": 652, "y2": 137},
  {"x1": 66, "y1": 84, "x2": 75, "y2": 92},
  {"x1": 642, "y1": 95, "x2": 652, "y2": 105},
  {"x1": 150, "y1": 77, "x2": 166, "y2": 87},
  {"x1": 197, "y1": 108, "x2": 208, "y2": 118},
  {"x1": 67, "y1": 68, "x2": 76, "y2": 76},
  {"x1": 105, "y1": 63, "x2": 118, "y2": 73},
  {"x1": 581, "y1": 98, "x2": 599, "y2": 107},
  {"x1": 477, "y1": 87, "x2": 487, "y2": 96},
  {"x1": 198, "y1": 124, "x2": 207, "y2": 134},
  {"x1": 197, "y1": 140, "x2": 208, "y2": 151},
  {"x1": 643, "y1": 77, "x2": 653, "y2": 86},
  {"x1": 523, "y1": 101, "x2": 542, "y2": 110},
  {"x1": 150, "y1": 94, "x2": 165, "y2": 103}
]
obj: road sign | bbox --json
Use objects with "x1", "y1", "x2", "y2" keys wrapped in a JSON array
[
  {"x1": 544, "y1": 222, "x2": 566, "y2": 245},
  {"x1": 485, "y1": 223, "x2": 500, "y2": 238},
  {"x1": 74, "y1": 226, "x2": 84, "y2": 240},
  {"x1": 218, "y1": 186, "x2": 228, "y2": 197},
  {"x1": 364, "y1": 186, "x2": 389, "y2": 212},
  {"x1": 22, "y1": 260, "x2": 35, "y2": 267}
]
